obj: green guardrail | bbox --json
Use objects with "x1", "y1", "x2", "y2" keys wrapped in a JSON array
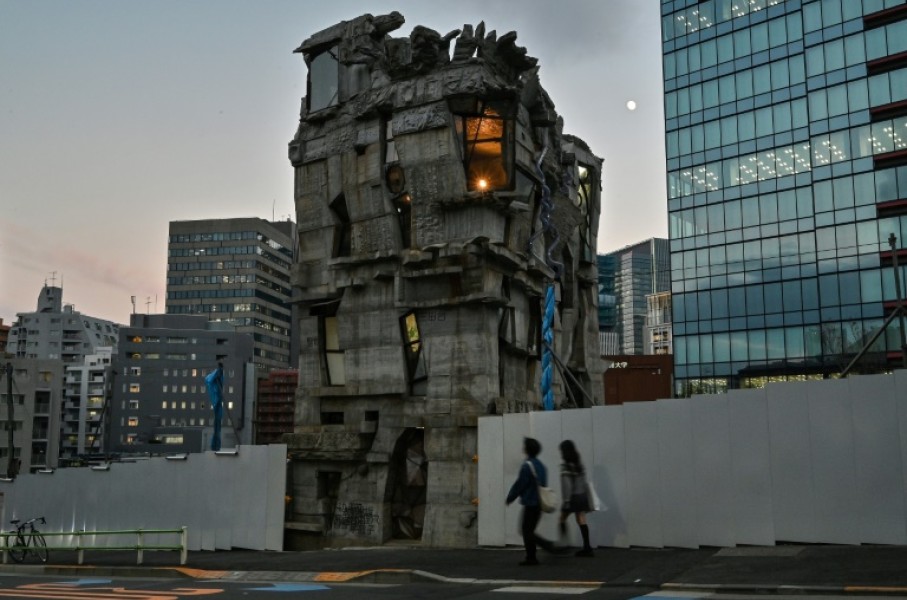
[{"x1": 0, "y1": 527, "x2": 188, "y2": 565}]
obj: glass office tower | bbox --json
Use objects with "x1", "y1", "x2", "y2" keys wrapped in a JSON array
[{"x1": 662, "y1": 0, "x2": 907, "y2": 395}]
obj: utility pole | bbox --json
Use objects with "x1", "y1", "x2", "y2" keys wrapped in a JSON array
[
  {"x1": 891, "y1": 233, "x2": 907, "y2": 369},
  {"x1": 5, "y1": 362, "x2": 17, "y2": 479}
]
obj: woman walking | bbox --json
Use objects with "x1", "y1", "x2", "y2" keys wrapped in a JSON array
[
  {"x1": 506, "y1": 437, "x2": 556, "y2": 565},
  {"x1": 558, "y1": 439, "x2": 594, "y2": 557}
]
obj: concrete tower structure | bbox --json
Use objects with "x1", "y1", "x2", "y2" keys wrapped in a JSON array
[{"x1": 285, "y1": 13, "x2": 603, "y2": 548}]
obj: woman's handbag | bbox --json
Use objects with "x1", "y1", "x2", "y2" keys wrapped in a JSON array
[
  {"x1": 587, "y1": 480, "x2": 605, "y2": 512},
  {"x1": 526, "y1": 461, "x2": 559, "y2": 513}
]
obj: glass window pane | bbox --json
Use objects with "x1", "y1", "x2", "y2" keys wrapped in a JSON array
[
  {"x1": 806, "y1": 46, "x2": 825, "y2": 77},
  {"x1": 809, "y1": 90, "x2": 828, "y2": 121},
  {"x1": 703, "y1": 80, "x2": 719, "y2": 107},
  {"x1": 769, "y1": 17, "x2": 787, "y2": 48},
  {"x1": 755, "y1": 107, "x2": 773, "y2": 138},
  {"x1": 734, "y1": 29, "x2": 751, "y2": 56},
  {"x1": 731, "y1": 331, "x2": 748, "y2": 361},
  {"x1": 773, "y1": 102, "x2": 792, "y2": 132},
  {"x1": 785, "y1": 327, "x2": 805, "y2": 358},
  {"x1": 891, "y1": 69, "x2": 907, "y2": 103},
  {"x1": 844, "y1": 33, "x2": 866, "y2": 67},
  {"x1": 720, "y1": 75, "x2": 737, "y2": 104},
  {"x1": 771, "y1": 60, "x2": 791, "y2": 89},
  {"x1": 752, "y1": 23, "x2": 769, "y2": 53},
  {"x1": 749, "y1": 330, "x2": 767, "y2": 360},
  {"x1": 739, "y1": 111, "x2": 756, "y2": 140},
  {"x1": 827, "y1": 84, "x2": 848, "y2": 117},
  {"x1": 847, "y1": 79, "x2": 869, "y2": 112},
  {"x1": 753, "y1": 64, "x2": 772, "y2": 95},
  {"x1": 736, "y1": 70, "x2": 754, "y2": 98},
  {"x1": 825, "y1": 39, "x2": 845, "y2": 71},
  {"x1": 767, "y1": 328, "x2": 786, "y2": 359}
]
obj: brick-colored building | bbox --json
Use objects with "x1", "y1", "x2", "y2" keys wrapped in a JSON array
[{"x1": 255, "y1": 370, "x2": 297, "y2": 444}]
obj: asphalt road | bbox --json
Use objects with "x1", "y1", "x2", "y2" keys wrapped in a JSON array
[{"x1": 3, "y1": 572, "x2": 906, "y2": 600}]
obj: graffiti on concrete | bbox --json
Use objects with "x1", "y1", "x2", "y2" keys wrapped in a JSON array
[{"x1": 334, "y1": 502, "x2": 378, "y2": 536}]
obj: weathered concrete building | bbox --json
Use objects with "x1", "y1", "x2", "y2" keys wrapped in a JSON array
[{"x1": 286, "y1": 13, "x2": 604, "y2": 548}]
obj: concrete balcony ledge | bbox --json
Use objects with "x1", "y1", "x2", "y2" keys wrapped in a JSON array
[{"x1": 285, "y1": 430, "x2": 376, "y2": 459}]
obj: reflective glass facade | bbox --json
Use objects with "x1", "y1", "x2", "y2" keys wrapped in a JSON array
[{"x1": 663, "y1": 0, "x2": 907, "y2": 395}]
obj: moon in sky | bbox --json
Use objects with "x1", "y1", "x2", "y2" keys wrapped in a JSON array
[{"x1": 626, "y1": 100, "x2": 637, "y2": 111}]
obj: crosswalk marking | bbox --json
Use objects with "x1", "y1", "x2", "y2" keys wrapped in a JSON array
[
  {"x1": 0, "y1": 583, "x2": 223, "y2": 599},
  {"x1": 245, "y1": 583, "x2": 330, "y2": 592},
  {"x1": 492, "y1": 586, "x2": 596, "y2": 594}
]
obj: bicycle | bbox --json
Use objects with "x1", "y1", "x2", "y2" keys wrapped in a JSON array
[{"x1": 8, "y1": 517, "x2": 48, "y2": 563}]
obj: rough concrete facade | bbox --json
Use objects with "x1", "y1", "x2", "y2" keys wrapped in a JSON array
[{"x1": 286, "y1": 12, "x2": 604, "y2": 548}]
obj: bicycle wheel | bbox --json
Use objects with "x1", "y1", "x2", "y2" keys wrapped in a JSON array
[
  {"x1": 8, "y1": 533, "x2": 26, "y2": 563},
  {"x1": 32, "y1": 532, "x2": 48, "y2": 563}
]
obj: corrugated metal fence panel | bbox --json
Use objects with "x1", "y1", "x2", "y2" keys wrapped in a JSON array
[
  {"x1": 0, "y1": 445, "x2": 286, "y2": 552},
  {"x1": 728, "y1": 388, "x2": 774, "y2": 545},
  {"x1": 502, "y1": 413, "x2": 529, "y2": 546},
  {"x1": 690, "y1": 394, "x2": 735, "y2": 547},
  {"x1": 478, "y1": 369, "x2": 907, "y2": 548},
  {"x1": 657, "y1": 398, "x2": 697, "y2": 548},
  {"x1": 807, "y1": 379, "x2": 859, "y2": 544},
  {"x1": 897, "y1": 370, "x2": 907, "y2": 545},
  {"x1": 849, "y1": 374, "x2": 906, "y2": 544},
  {"x1": 623, "y1": 401, "x2": 663, "y2": 548},
  {"x1": 766, "y1": 381, "x2": 818, "y2": 543},
  {"x1": 590, "y1": 406, "x2": 629, "y2": 548},
  {"x1": 477, "y1": 416, "x2": 505, "y2": 546}
]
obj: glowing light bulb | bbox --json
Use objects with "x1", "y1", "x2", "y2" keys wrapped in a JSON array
[{"x1": 477, "y1": 178, "x2": 489, "y2": 190}]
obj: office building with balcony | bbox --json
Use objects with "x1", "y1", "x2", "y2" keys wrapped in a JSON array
[
  {"x1": 166, "y1": 218, "x2": 296, "y2": 372},
  {"x1": 109, "y1": 314, "x2": 255, "y2": 455},
  {"x1": 663, "y1": 0, "x2": 907, "y2": 394},
  {"x1": 0, "y1": 358, "x2": 63, "y2": 472},
  {"x1": 646, "y1": 290, "x2": 675, "y2": 355},
  {"x1": 597, "y1": 239, "x2": 671, "y2": 356},
  {"x1": 61, "y1": 348, "x2": 113, "y2": 459},
  {"x1": 7, "y1": 285, "x2": 120, "y2": 364}
]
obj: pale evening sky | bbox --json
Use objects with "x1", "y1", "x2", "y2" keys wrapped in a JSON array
[{"x1": 0, "y1": 0, "x2": 666, "y2": 325}]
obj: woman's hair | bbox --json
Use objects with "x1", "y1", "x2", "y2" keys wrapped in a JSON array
[
  {"x1": 523, "y1": 437, "x2": 541, "y2": 458},
  {"x1": 559, "y1": 439, "x2": 583, "y2": 472}
]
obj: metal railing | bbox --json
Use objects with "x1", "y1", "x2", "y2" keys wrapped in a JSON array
[{"x1": 0, "y1": 526, "x2": 188, "y2": 565}]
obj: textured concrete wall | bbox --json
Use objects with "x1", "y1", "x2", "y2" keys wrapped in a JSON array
[{"x1": 286, "y1": 12, "x2": 604, "y2": 548}]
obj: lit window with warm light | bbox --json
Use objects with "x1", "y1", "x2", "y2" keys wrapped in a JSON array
[{"x1": 451, "y1": 98, "x2": 514, "y2": 192}]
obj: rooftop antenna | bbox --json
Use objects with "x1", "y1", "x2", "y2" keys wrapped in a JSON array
[
  {"x1": 154, "y1": 294, "x2": 158, "y2": 313},
  {"x1": 49, "y1": 271, "x2": 57, "y2": 287},
  {"x1": 272, "y1": 199, "x2": 275, "y2": 222},
  {"x1": 131, "y1": 296, "x2": 137, "y2": 315},
  {"x1": 145, "y1": 296, "x2": 152, "y2": 313}
]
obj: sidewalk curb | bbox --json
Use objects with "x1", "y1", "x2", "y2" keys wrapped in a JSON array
[{"x1": 662, "y1": 582, "x2": 907, "y2": 596}]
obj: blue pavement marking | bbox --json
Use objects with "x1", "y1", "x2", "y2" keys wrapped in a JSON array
[
  {"x1": 246, "y1": 583, "x2": 331, "y2": 592},
  {"x1": 53, "y1": 579, "x2": 113, "y2": 586}
]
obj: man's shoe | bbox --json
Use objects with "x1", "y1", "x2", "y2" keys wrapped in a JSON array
[
  {"x1": 575, "y1": 548, "x2": 594, "y2": 557},
  {"x1": 519, "y1": 558, "x2": 540, "y2": 566}
]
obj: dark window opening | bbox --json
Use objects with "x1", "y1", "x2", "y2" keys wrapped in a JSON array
[
  {"x1": 320, "y1": 411, "x2": 344, "y2": 425},
  {"x1": 364, "y1": 410, "x2": 379, "y2": 422},
  {"x1": 577, "y1": 164, "x2": 596, "y2": 262},
  {"x1": 451, "y1": 98, "x2": 515, "y2": 192},
  {"x1": 527, "y1": 296, "x2": 542, "y2": 357},
  {"x1": 394, "y1": 193, "x2": 413, "y2": 248},
  {"x1": 308, "y1": 46, "x2": 339, "y2": 112},
  {"x1": 329, "y1": 194, "x2": 352, "y2": 257}
]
